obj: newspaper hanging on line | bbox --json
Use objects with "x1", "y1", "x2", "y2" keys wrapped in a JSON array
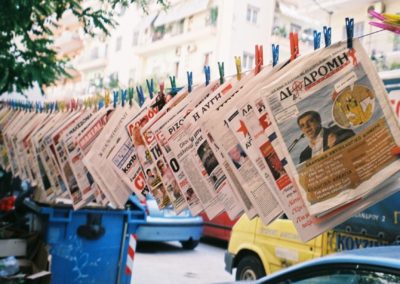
[
  {"x1": 262, "y1": 39, "x2": 400, "y2": 217},
  {"x1": 179, "y1": 78, "x2": 251, "y2": 220},
  {"x1": 150, "y1": 97, "x2": 204, "y2": 216},
  {"x1": 165, "y1": 81, "x2": 226, "y2": 219},
  {"x1": 125, "y1": 91, "x2": 187, "y2": 210}
]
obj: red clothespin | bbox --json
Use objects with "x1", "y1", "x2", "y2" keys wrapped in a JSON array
[
  {"x1": 290, "y1": 32, "x2": 299, "y2": 61},
  {"x1": 392, "y1": 146, "x2": 400, "y2": 156},
  {"x1": 255, "y1": 45, "x2": 263, "y2": 74}
]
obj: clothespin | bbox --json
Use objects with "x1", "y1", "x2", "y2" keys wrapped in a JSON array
[
  {"x1": 59, "y1": 101, "x2": 65, "y2": 112},
  {"x1": 255, "y1": 45, "x2": 263, "y2": 74},
  {"x1": 345, "y1": 18, "x2": 354, "y2": 49},
  {"x1": 137, "y1": 85, "x2": 145, "y2": 107},
  {"x1": 369, "y1": 10, "x2": 400, "y2": 34},
  {"x1": 146, "y1": 79, "x2": 155, "y2": 99},
  {"x1": 323, "y1": 26, "x2": 332, "y2": 47},
  {"x1": 313, "y1": 30, "x2": 321, "y2": 50},
  {"x1": 98, "y1": 98, "x2": 104, "y2": 110},
  {"x1": 113, "y1": 90, "x2": 119, "y2": 108},
  {"x1": 218, "y1": 62, "x2": 224, "y2": 84},
  {"x1": 121, "y1": 89, "x2": 127, "y2": 107},
  {"x1": 289, "y1": 32, "x2": 299, "y2": 61},
  {"x1": 105, "y1": 90, "x2": 110, "y2": 107},
  {"x1": 272, "y1": 44, "x2": 279, "y2": 67},
  {"x1": 128, "y1": 87, "x2": 134, "y2": 106},
  {"x1": 169, "y1": 76, "x2": 178, "y2": 96},
  {"x1": 187, "y1": 71, "x2": 193, "y2": 93},
  {"x1": 204, "y1": 66, "x2": 211, "y2": 86},
  {"x1": 234, "y1": 57, "x2": 242, "y2": 80}
]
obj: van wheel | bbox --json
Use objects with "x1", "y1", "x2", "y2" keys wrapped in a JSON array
[
  {"x1": 236, "y1": 255, "x2": 266, "y2": 281},
  {"x1": 180, "y1": 239, "x2": 199, "y2": 250}
]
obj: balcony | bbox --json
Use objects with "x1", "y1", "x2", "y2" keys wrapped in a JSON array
[{"x1": 135, "y1": 24, "x2": 217, "y2": 55}]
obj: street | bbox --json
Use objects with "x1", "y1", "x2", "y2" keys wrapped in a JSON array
[{"x1": 131, "y1": 239, "x2": 235, "y2": 284}]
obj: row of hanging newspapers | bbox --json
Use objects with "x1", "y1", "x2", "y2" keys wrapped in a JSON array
[{"x1": 1, "y1": 38, "x2": 399, "y2": 242}]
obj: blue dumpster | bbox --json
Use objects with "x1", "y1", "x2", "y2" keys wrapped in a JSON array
[{"x1": 39, "y1": 203, "x2": 145, "y2": 284}]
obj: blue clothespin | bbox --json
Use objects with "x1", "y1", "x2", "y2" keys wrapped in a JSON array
[
  {"x1": 137, "y1": 85, "x2": 145, "y2": 107},
  {"x1": 187, "y1": 71, "x2": 193, "y2": 93},
  {"x1": 323, "y1": 26, "x2": 331, "y2": 47},
  {"x1": 313, "y1": 30, "x2": 321, "y2": 50},
  {"x1": 98, "y1": 98, "x2": 104, "y2": 110},
  {"x1": 121, "y1": 89, "x2": 127, "y2": 107},
  {"x1": 128, "y1": 87, "x2": 134, "y2": 106},
  {"x1": 146, "y1": 79, "x2": 155, "y2": 99},
  {"x1": 204, "y1": 66, "x2": 210, "y2": 86},
  {"x1": 113, "y1": 90, "x2": 118, "y2": 108},
  {"x1": 272, "y1": 44, "x2": 279, "y2": 67},
  {"x1": 218, "y1": 62, "x2": 224, "y2": 84},
  {"x1": 346, "y1": 18, "x2": 354, "y2": 49}
]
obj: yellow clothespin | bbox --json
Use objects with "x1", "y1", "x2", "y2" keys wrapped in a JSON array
[
  {"x1": 234, "y1": 56, "x2": 242, "y2": 80},
  {"x1": 59, "y1": 101, "x2": 65, "y2": 112},
  {"x1": 105, "y1": 90, "x2": 110, "y2": 108}
]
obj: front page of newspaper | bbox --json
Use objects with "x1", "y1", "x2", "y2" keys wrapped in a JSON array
[
  {"x1": 224, "y1": 105, "x2": 283, "y2": 224},
  {"x1": 83, "y1": 106, "x2": 134, "y2": 208},
  {"x1": 150, "y1": 99, "x2": 203, "y2": 215},
  {"x1": 125, "y1": 92, "x2": 187, "y2": 210},
  {"x1": 140, "y1": 97, "x2": 192, "y2": 214},
  {"x1": 180, "y1": 79, "x2": 251, "y2": 220},
  {"x1": 166, "y1": 81, "x2": 226, "y2": 219},
  {"x1": 263, "y1": 40, "x2": 400, "y2": 217}
]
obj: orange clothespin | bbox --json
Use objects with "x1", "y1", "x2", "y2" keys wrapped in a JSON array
[
  {"x1": 234, "y1": 56, "x2": 242, "y2": 80},
  {"x1": 105, "y1": 90, "x2": 110, "y2": 107},
  {"x1": 255, "y1": 45, "x2": 263, "y2": 74},
  {"x1": 290, "y1": 32, "x2": 299, "y2": 61}
]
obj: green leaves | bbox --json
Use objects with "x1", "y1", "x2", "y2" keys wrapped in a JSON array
[{"x1": 0, "y1": 0, "x2": 166, "y2": 96}]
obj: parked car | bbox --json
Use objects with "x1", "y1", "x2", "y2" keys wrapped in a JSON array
[
  {"x1": 200, "y1": 211, "x2": 238, "y2": 241},
  {"x1": 225, "y1": 191, "x2": 400, "y2": 281},
  {"x1": 129, "y1": 194, "x2": 203, "y2": 249},
  {"x1": 254, "y1": 246, "x2": 400, "y2": 283}
]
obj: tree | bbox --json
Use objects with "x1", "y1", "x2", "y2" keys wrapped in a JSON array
[{"x1": 0, "y1": 0, "x2": 166, "y2": 95}]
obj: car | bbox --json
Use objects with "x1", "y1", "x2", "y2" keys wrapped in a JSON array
[
  {"x1": 254, "y1": 246, "x2": 400, "y2": 283},
  {"x1": 129, "y1": 194, "x2": 204, "y2": 249},
  {"x1": 200, "y1": 211, "x2": 239, "y2": 241}
]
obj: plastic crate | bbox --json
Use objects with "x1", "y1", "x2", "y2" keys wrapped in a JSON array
[{"x1": 39, "y1": 205, "x2": 145, "y2": 284}]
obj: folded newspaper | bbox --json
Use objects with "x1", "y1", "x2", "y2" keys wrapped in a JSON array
[{"x1": 262, "y1": 39, "x2": 400, "y2": 217}]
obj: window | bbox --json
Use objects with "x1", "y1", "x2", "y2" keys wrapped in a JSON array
[
  {"x1": 206, "y1": 7, "x2": 218, "y2": 26},
  {"x1": 290, "y1": 23, "x2": 301, "y2": 34},
  {"x1": 115, "y1": 36, "x2": 122, "y2": 51},
  {"x1": 204, "y1": 52, "x2": 212, "y2": 66},
  {"x1": 128, "y1": 69, "x2": 136, "y2": 85},
  {"x1": 132, "y1": 31, "x2": 139, "y2": 46},
  {"x1": 246, "y1": 5, "x2": 259, "y2": 24},
  {"x1": 242, "y1": 52, "x2": 254, "y2": 70},
  {"x1": 275, "y1": 267, "x2": 400, "y2": 284},
  {"x1": 175, "y1": 62, "x2": 180, "y2": 77},
  {"x1": 90, "y1": 47, "x2": 99, "y2": 60},
  {"x1": 342, "y1": 22, "x2": 364, "y2": 41}
]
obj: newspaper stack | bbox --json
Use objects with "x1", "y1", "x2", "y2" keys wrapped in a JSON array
[{"x1": 0, "y1": 39, "x2": 399, "y2": 241}]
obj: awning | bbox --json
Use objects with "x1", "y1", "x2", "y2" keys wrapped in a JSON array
[
  {"x1": 137, "y1": 13, "x2": 158, "y2": 30},
  {"x1": 154, "y1": 0, "x2": 209, "y2": 27}
]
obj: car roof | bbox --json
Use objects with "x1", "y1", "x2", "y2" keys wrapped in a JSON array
[{"x1": 257, "y1": 246, "x2": 400, "y2": 283}]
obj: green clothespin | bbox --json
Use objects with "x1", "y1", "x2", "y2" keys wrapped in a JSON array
[
  {"x1": 128, "y1": 87, "x2": 134, "y2": 106},
  {"x1": 218, "y1": 62, "x2": 224, "y2": 84}
]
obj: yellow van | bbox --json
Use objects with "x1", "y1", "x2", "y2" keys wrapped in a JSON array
[{"x1": 224, "y1": 215, "x2": 337, "y2": 281}]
